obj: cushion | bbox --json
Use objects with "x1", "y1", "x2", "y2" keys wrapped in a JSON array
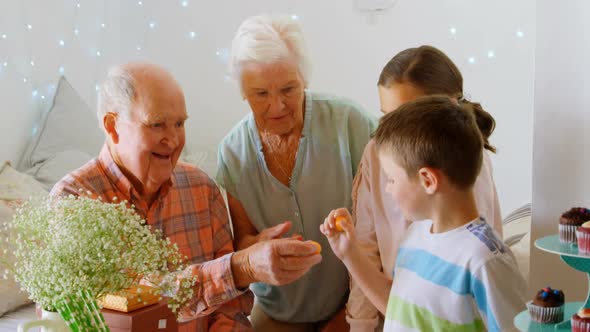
[
  {"x1": 0, "y1": 162, "x2": 47, "y2": 200},
  {"x1": 25, "y1": 150, "x2": 93, "y2": 191},
  {"x1": 503, "y1": 203, "x2": 531, "y2": 225},
  {"x1": 502, "y1": 203, "x2": 531, "y2": 247},
  {"x1": 179, "y1": 147, "x2": 208, "y2": 169},
  {"x1": 0, "y1": 203, "x2": 32, "y2": 318},
  {"x1": 503, "y1": 209, "x2": 531, "y2": 282},
  {"x1": 510, "y1": 227, "x2": 530, "y2": 282},
  {"x1": 0, "y1": 162, "x2": 48, "y2": 317},
  {"x1": 180, "y1": 143, "x2": 219, "y2": 177},
  {"x1": 18, "y1": 76, "x2": 104, "y2": 189}
]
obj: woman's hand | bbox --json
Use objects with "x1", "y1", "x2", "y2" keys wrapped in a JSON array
[{"x1": 320, "y1": 208, "x2": 357, "y2": 261}]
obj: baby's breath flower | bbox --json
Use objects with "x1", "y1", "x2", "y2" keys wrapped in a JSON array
[{"x1": 0, "y1": 195, "x2": 196, "y2": 314}]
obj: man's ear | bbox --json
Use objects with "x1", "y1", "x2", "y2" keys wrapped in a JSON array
[
  {"x1": 103, "y1": 112, "x2": 119, "y2": 144},
  {"x1": 418, "y1": 167, "x2": 439, "y2": 195}
]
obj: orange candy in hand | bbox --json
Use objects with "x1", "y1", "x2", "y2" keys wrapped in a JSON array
[
  {"x1": 335, "y1": 216, "x2": 346, "y2": 232},
  {"x1": 309, "y1": 240, "x2": 322, "y2": 253}
]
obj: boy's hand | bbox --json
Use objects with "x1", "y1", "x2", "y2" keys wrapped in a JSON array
[{"x1": 320, "y1": 208, "x2": 356, "y2": 261}]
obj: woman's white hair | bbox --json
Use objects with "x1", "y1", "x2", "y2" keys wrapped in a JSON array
[
  {"x1": 96, "y1": 66, "x2": 136, "y2": 129},
  {"x1": 229, "y1": 14, "x2": 311, "y2": 89}
]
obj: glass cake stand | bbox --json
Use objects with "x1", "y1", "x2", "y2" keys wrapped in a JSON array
[{"x1": 514, "y1": 234, "x2": 589, "y2": 331}]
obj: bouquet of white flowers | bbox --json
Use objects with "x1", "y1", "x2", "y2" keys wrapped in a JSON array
[{"x1": 0, "y1": 195, "x2": 197, "y2": 332}]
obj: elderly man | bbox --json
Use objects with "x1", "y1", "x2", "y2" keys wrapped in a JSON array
[{"x1": 51, "y1": 62, "x2": 322, "y2": 331}]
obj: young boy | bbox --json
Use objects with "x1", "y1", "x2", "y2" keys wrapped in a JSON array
[{"x1": 321, "y1": 96, "x2": 526, "y2": 332}]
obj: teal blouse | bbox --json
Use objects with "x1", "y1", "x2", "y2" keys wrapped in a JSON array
[{"x1": 216, "y1": 90, "x2": 377, "y2": 323}]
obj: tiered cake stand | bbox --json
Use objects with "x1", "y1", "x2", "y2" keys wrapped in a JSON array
[{"x1": 514, "y1": 235, "x2": 588, "y2": 331}]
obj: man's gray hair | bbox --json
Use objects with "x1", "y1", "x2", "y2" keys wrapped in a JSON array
[
  {"x1": 97, "y1": 66, "x2": 136, "y2": 129},
  {"x1": 229, "y1": 14, "x2": 311, "y2": 90}
]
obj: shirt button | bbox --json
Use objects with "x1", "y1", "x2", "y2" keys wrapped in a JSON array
[{"x1": 295, "y1": 211, "x2": 300, "y2": 217}]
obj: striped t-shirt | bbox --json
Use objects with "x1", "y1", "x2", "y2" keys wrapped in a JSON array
[{"x1": 384, "y1": 218, "x2": 526, "y2": 332}]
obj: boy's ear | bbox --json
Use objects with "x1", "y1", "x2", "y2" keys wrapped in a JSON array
[
  {"x1": 103, "y1": 112, "x2": 119, "y2": 144},
  {"x1": 418, "y1": 167, "x2": 439, "y2": 195}
]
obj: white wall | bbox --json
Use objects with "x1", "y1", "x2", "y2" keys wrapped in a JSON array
[
  {"x1": 0, "y1": 0, "x2": 120, "y2": 166},
  {"x1": 529, "y1": 0, "x2": 590, "y2": 299},
  {"x1": 0, "y1": 0, "x2": 535, "y2": 217}
]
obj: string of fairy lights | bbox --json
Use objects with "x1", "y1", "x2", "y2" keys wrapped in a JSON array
[
  {"x1": 448, "y1": 26, "x2": 526, "y2": 64},
  {"x1": 0, "y1": 0, "x2": 104, "y2": 100},
  {"x1": 0, "y1": 1, "x2": 526, "y2": 103}
]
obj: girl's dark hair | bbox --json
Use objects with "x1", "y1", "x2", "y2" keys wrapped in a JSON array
[
  {"x1": 375, "y1": 96, "x2": 483, "y2": 189},
  {"x1": 378, "y1": 45, "x2": 496, "y2": 153}
]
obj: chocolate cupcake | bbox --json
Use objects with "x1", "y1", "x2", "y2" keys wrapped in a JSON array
[
  {"x1": 559, "y1": 207, "x2": 590, "y2": 243},
  {"x1": 526, "y1": 286, "x2": 564, "y2": 323},
  {"x1": 572, "y1": 308, "x2": 590, "y2": 332},
  {"x1": 577, "y1": 221, "x2": 590, "y2": 254}
]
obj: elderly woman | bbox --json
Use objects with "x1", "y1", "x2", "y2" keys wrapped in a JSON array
[{"x1": 216, "y1": 14, "x2": 377, "y2": 331}]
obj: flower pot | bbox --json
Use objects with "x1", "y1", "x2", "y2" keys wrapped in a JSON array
[{"x1": 18, "y1": 309, "x2": 69, "y2": 332}]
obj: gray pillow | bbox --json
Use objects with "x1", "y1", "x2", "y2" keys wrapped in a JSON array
[
  {"x1": 18, "y1": 77, "x2": 104, "y2": 188},
  {"x1": 502, "y1": 204, "x2": 531, "y2": 247},
  {"x1": 503, "y1": 203, "x2": 531, "y2": 225},
  {"x1": 26, "y1": 150, "x2": 94, "y2": 190}
]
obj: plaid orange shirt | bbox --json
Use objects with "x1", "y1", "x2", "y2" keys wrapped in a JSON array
[{"x1": 51, "y1": 145, "x2": 252, "y2": 331}]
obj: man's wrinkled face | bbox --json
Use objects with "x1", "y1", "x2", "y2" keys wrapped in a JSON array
[{"x1": 113, "y1": 74, "x2": 187, "y2": 195}]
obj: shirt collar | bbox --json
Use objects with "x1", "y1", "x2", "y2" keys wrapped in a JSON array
[{"x1": 98, "y1": 144, "x2": 173, "y2": 203}]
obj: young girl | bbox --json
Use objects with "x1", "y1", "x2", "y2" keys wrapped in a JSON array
[{"x1": 346, "y1": 45, "x2": 503, "y2": 331}]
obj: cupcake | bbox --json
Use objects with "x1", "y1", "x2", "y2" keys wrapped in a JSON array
[
  {"x1": 577, "y1": 221, "x2": 590, "y2": 254},
  {"x1": 572, "y1": 308, "x2": 590, "y2": 332},
  {"x1": 559, "y1": 207, "x2": 590, "y2": 243},
  {"x1": 526, "y1": 286, "x2": 564, "y2": 323}
]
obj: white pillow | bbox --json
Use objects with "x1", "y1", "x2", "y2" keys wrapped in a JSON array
[
  {"x1": 0, "y1": 162, "x2": 48, "y2": 317},
  {"x1": 0, "y1": 162, "x2": 47, "y2": 200},
  {"x1": 179, "y1": 149, "x2": 208, "y2": 168},
  {"x1": 503, "y1": 214, "x2": 531, "y2": 282},
  {"x1": 180, "y1": 144, "x2": 217, "y2": 177},
  {"x1": 0, "y1": 202, "x2": 32, "y2": 317},
  {"x1": 25, "y1": 150, "x2": 93, "y2": 191},
  {"x1": 18, "y1": 77, "x2": 104, "y2": 189},
  {"x1": 511, "y1": 230, "x2": 530, "y2": 282}
]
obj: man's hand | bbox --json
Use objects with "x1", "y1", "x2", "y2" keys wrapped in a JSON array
[
  {"x1": 231, "y1": 238, "x2": 322, "y2": 288},
  {"x1": 320, "y1": 208, "x2": 357, "y2": 261}
]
